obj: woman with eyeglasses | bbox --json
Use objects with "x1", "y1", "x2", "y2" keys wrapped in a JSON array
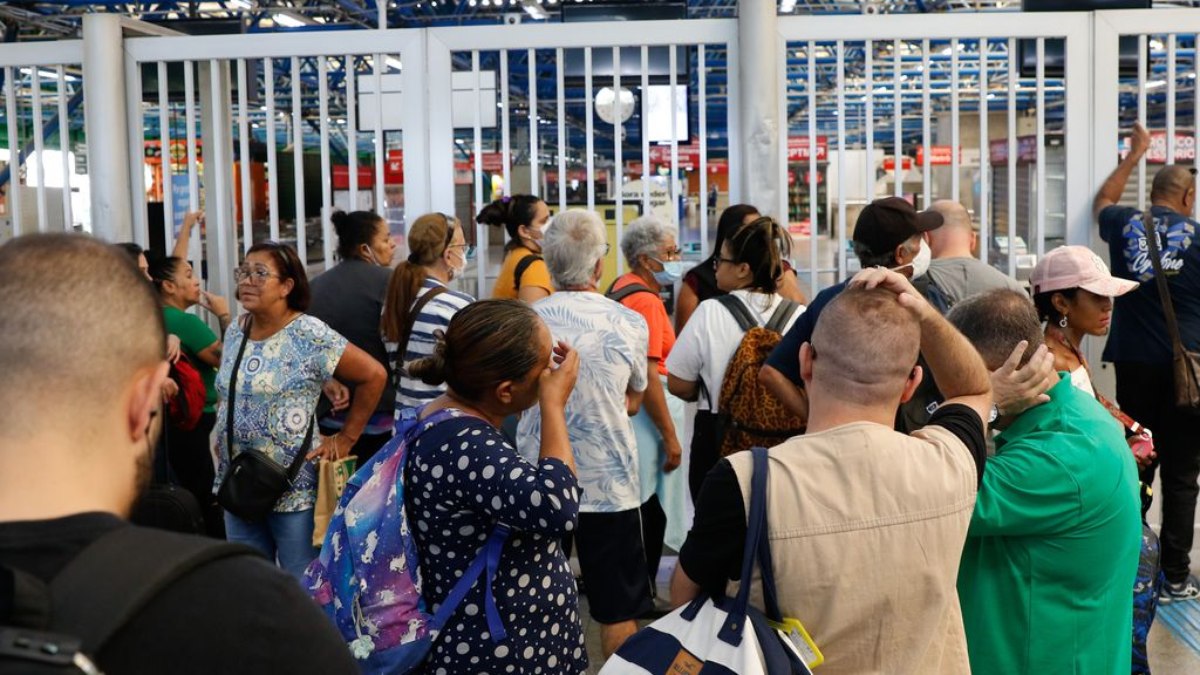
[
  {"x1": 216, "y1": 241, "x2": 387, "y2": 579},
  {"x1": 476, "y1": 194, "x2": 554, "y2": 303},
  {"x1": 309, "y1": 210, "x2": 397, "y2": 466},
  {"x1": 381, "y1": 213, "x2": 476, "y2": 424},
  {"x1": 666, "y1": 216, "x2": 806, "y2": 499}
]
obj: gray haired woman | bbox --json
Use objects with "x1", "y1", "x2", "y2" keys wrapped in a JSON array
[{"x1": 609, "y1": 215, "x2": 691, "y2": 597}]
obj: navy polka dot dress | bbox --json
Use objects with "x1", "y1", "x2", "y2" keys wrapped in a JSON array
[{"x1": 404, "y1": 411, "x2": 588, "y2": 674}]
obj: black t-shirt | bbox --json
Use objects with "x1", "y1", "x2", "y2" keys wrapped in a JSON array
[
  {"x1": 677, "y1": 404, "x2": 987, "y2": 598},
  {"x1": 1099, "y1": 204, "x2": 1200, "y2": 364},
  {"x1": 0, "y1": 513, "x2": 358, "y2": 674}
]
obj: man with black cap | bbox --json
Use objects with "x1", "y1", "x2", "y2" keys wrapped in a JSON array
[{"x1": 759, "y1": 196, "x2": 944, "y2": 427}]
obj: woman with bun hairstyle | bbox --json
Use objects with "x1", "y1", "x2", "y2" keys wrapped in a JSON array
[
  {"x1": 476, "y1": 194, "x2": 554, "y2": 303},
  {"x1": 309, "y1": 210, "x2": 397, "y2": 466},
  {"x1": 381, "y1": 212, "x2": 475, "y2": 424},
  {"x1": 403, "y1": 299, "x2": 587, "y2": 674}
]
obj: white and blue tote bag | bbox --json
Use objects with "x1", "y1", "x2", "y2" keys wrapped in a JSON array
[{"x1": 601, "y1": 447, "x2": 813, "y2": 675}]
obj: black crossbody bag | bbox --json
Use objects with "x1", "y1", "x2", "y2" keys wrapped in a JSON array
[{"x1": 216, "y1": 317, "x2": 316, "y2": 522}]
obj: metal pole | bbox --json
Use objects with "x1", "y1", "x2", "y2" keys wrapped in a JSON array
[
  {"x1": 736, "y1": 0, "x2": 780, "y2": 212},
  {"x1": 82, "y1": 14, "x2": 134, "y2": 242}
]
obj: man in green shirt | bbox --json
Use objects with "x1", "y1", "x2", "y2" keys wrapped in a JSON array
[{"x1": 949, "y1": 290, "x2": 1141, "y2": 674}]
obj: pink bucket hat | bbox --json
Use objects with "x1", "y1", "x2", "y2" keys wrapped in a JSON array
[{"x1": 1030, "y1": 245, "x2": 1139, "y2": 298}]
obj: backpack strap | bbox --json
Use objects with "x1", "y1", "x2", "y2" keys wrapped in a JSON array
[
  {"x1": 606, "y1": 282, "x2": 656, "y2": 304},
  {"x1": 49, "y1": 526, "x2": 259, "y2": 655},
  {"x1": 715, "y1": 294, "x2": 759, "y2": 332},
  {"x1": 764, "y1": 299, "x2": 800, "y2": 334},
  {"x1": 513, "y1": 254, "x2": 543, "y2": 292}
]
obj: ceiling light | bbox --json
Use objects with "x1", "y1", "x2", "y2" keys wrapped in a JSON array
[
  {"x1": 1146, "y1": 79, "x2": 1166, "y2": 89},
  {"x1": 780, "y1": 0, "x2": 797, "y2": 12},
  {"x1": 228, "y1": 0, "x2": 253, "y2": 9},
  {"x1": 386, "y1": 56, "x2": 402, "y2": 70},
  {"x1": 272, "y1": 11, "x2": 309, "y2": 27},
  {"x1": 522, "y1": 0, "x2": 549, "y2": 19}
]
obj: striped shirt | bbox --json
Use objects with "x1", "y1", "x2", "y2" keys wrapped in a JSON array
[{"x1": 384, "y1": 277, "x2": 474, "y2": 416}]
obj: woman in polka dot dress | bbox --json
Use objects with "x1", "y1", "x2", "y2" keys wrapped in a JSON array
[{"x1": 403, "y1": 300, "x2": 588, "y2": 674}]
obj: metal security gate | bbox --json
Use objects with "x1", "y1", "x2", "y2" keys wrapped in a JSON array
[
  {"x1": 122, "y1": 29, "x2": 427, "y2": 301},
  {"x1": 777, "y1": 13, "x2": 1093, "y2": 295},
  {"x1": 425, "y1": 20, "x2": 739, "y2": 298},
  {"x1": 0, "y1": 41, "x2": 85, "y2": 237}
]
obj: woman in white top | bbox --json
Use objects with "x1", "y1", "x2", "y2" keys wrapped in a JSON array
[{"x1": 666, "y1": 216, "x2": 803, "y2": 498}]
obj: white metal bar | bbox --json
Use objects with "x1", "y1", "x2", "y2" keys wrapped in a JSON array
[
  {"x1": 585, "y1": 47, "x2": 595, "y2": 212},
  {"x1": 124, "y1": 54, "x2": 147, "y2": 245},
  {"x1": 30, "y1": 67, "x2": 47, "y2": 231},
  {"x1": 237, "y1": 59, "x2": 251, "y2": 253},
  {"x1": 473, "y1": 50, "x2": 485, "y2": 295},
  {"x1": 1007, "y1": 38, "x2": 1017, "y2": 279},
  {"x1": 1137, "y1": 35, "x2": 1147, "y2": 211},
  {"x1": 4, "y1": 67, "x2": 21, "y2": 237},
  {"x1": 265, "y1": 58, "x2": 280, "y2": 240},
  {"x1": 776, "y1": 12, "x2": 1089, "y2": 41},
  {"x1": 808, "y1": 43, "x2": 818, "y2": 294},
  {"x1": 951, "y1": 39, "x2": 960, "y2": 203},
  {"x1": 427, "y1": 20, "x2": 736, "y2": 52},
  {"x1": 319, "y1": 56, "x2": 332, "y2": 267},
  {"x1": 614, "y1": 46, "x2": 624, "y2": 276},
  {"x1": 1035, "y1": 38, "x2": 1046, "y2": 257},
  {"x1": 556, "y1": 47, "x2": 566, "y2": 214},
  {"x1": 0, "y1": 42, "x2": 84, "y2": 68},
  {"x1": 668, "y1": 44, "x2": 678, "y2": 227},
  {"x1": 726, "y1": 36, "x2": 741, "y2": 205},
  {"x1": 184, "y1": 61, "x2": 200, "y2": 271},
  {"x1": 836, "y1": 40, "x2": 846, "y2": 280},
  {"x1": 158, "y1": 61, "x2": 174, "y2": 250},
  {"x1": 125, "y1": 28, "x2": 423, "y2": 63},
  {"x1": 893, "y1": 39, "x2": 902, "y2": 198},
  {"x1": 641, "y1": 46, "x2": 650, "y2": 214},
  {"x1": 921, "y1": 40, "x2": 930, "y2": 210},
  {"x1": 372, "y1": 53, "x2": 385, "y2": 223},
  {"x1": 347, "y1": 55, "x2": 358, "y2": 209},
  {"x1": 55, "y1": 65, "x2": 71, "y2": 230},
  {"x1": 1167, "y1": 34, "x2": 1177, "y2": 163},
  {"x1": 208, "y1": 59, "x2": 232, "y2": 304},
  {"x1": 292, "y1": 57, "x2": 307, "y2": 268},
  {"x1": 528, "y1": 49, "x2": 538, "y2": 199},
  {"x1": 866, "y1": 40, "x2": 874, "y2": 201},
  {"x1": 777, "y1": 41, "x2": 788, "y2": 232},
  {"x1": 698, "y1": 44, "x2": 709, "y2": 260},
  {"x1": 979, "y1": 39, "x2": 989, "y2": 264},
  {"x1": 500, "y1": 50, "x2": 511, "y2": 197}
]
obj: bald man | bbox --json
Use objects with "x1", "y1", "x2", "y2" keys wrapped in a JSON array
[
  {"x1": 672, "y1": 267, "x2": 991, "y2": 674},
  {"x1": 925, "y1": 199, "x2": 1025, "y2": 307},
  {"x1": 0, "y1": 234, "x2": 357, "y2": 674},
  {"x1": 1094, "y1": 122, "x2": 1200, "y2": 604}
]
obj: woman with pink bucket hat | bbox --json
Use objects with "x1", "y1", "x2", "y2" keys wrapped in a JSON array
[{"x1": 1030, "y1": 244, "x2": 1160, "y2": 675}]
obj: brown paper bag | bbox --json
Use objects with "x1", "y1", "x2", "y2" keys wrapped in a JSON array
[{"x1": 313, "y1": 453, "x2": 357, "y2": 547}]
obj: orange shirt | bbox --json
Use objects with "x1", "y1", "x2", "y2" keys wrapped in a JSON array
[{"x1": 612, "y1": 272, "x2": 675, "y2": 376}]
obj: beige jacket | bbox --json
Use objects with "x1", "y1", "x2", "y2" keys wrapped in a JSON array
[{"x1": 727, "y1": 421, "x2": 977, "y2": 675}]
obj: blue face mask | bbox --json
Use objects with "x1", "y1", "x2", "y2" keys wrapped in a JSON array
[{"x1": 651, "y1": 259, "x2": 685, "y2": 285}]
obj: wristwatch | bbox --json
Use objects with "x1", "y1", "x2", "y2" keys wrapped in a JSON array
[{"x1": 987, "y1": 404, "x2": 1001, "y2": 424}]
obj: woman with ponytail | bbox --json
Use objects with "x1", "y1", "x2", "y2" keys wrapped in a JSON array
[
  {"x1": 309, "y1": 210, "x2": 396, "y2": 465},
  {"x1": 666, "y1": 216, "x2": 806, "y2": 498},
  {"x1": 381, "y1": 212, "x2": 475, "y2": 422},
  {"x1": 475, "y1": 194, "x2": 554, "y2": 302}
]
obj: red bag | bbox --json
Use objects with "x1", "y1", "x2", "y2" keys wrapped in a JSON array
[{"x1": 167, "y1": 355, "x2": 206, "y2": 431}]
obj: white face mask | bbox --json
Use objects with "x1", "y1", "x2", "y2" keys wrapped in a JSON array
[
  {"x1": 911, "y1": 239, "x2": 932, "y2": 279},
  {"x1": 446, "y1": 248, "x2": 466, "y2": 280}
]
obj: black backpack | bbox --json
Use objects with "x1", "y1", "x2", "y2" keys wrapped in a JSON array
[
  {"x1": 605, "y1": 280, "x2": 658, "y2": 304},
  {"x1": 513, "y1": 254, "x2": 543, "y2": 292},
  {"x1": 1, "y1": 526, "x2": 256, "y2": 673}
]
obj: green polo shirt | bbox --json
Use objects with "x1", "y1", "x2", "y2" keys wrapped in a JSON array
[
  {"x1": 162, "y1": 306, "x2": 219, "y2": 413},
  {"x1": 958, "y1": 374, "x2": 1140, "y2": 675}
]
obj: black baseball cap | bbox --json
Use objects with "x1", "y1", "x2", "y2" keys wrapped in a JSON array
[{"x1": 852, "y1": 196, "x2": 944, "y2": 255}]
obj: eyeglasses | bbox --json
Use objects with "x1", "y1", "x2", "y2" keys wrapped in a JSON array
[
  {"x1": 713, "y1": 256, "x2": 738, "y2": 270},
  {"x1": 446, "y1": 243, "x2": 477, "y2": 260},
  {"x1": 659, "y1": 247, "x2": 683, "y2": 261},
  {"x1": 233, "y1": 266, "x2": 280, "y2": 286}
]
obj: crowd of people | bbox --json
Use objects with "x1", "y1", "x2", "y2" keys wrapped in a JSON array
[{"x1": 0, "y1": 120, "x2": 1197, "y2": 674}]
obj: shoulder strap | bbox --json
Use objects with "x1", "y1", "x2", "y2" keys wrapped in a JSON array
[
  {"x1": 513, "y1": 254, "x2": 543, "y2": 292},
  {"x1": 715, "y1": 294, "x2": 759, "y2": 332},
  {"x1": 49, "y1": 527, "x2": 258, "y2": 655},
  {"x1": 606, "y1": 282, "x2": 656, "y2": 304},
  {"x1": 764, "y1": 299, "x2": 800, "y2": 334},
  {"x1": 718, "y1": 447, "x2": 776, "y2": 644},
  {"x1": 399, "y1": 285, "x2": 449, "y2": 355},
  {"x1": 1143, "y1": 210, "x2": 1187, "y2": 361}
]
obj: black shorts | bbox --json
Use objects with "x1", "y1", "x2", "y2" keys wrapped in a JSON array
[{"x1": 575, "y1": 507, "x2": 654, "y2": 624}]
